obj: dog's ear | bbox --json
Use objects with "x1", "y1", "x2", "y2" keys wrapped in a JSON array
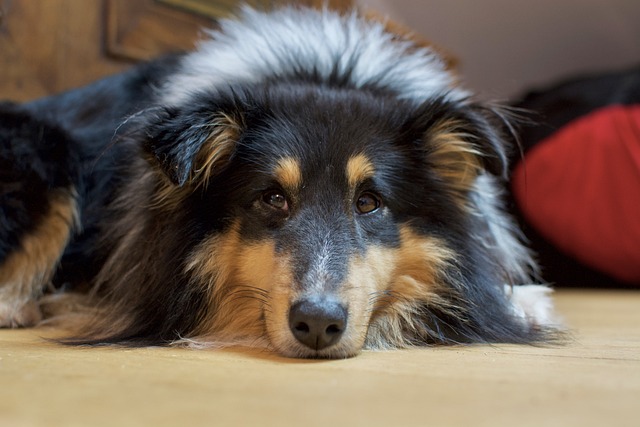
[
  {"x1": 414, "y1": 99, "x2": 515, "y2": 192},
  {"x1": 141, "y1": 106, "x2": 243, "y2": 187}
]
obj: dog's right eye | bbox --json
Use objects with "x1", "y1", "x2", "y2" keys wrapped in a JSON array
[
  {"x1": 262, "y1": 190, "x2": 289, "y2": 211},
  {"x1": 355, "y1": 192, "x2": 382, "y2": 215}
]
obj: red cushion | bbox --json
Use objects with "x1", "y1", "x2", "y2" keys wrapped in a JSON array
[{"x1": 512, "y1": 105, "x2": 640, "y2": 284}]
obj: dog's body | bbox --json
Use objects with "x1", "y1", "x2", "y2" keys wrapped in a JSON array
[{"x1": 0, "y1": 7, "x2": 557, "y2": 358}]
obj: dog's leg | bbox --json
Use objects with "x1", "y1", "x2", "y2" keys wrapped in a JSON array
[
  {"x1": 1, "y1": 103, "x2": 80, "y2": 327},
  {"x1": 0, "y1": 188, "x2": 78, "y2": 327}
]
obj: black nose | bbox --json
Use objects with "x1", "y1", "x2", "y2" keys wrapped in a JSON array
[{"x1": 289, "y1": 298, "x2": 347, "y2": 351}]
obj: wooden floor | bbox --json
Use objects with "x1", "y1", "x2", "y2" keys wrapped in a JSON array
[{"x1": 1, "y1": 289, "x2": 638, "y2": 427}]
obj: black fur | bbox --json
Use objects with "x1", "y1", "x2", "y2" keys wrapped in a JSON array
[{"x1": 0, "y1": 103, "x2": 78, "y2": 261}]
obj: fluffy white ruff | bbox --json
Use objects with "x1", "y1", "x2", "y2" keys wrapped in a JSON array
[{"x1": 161, "y1": 6, "x2": 465, "y2": 106}]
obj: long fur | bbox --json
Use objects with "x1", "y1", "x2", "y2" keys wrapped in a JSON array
[{"x1": 0, "y1": 6, "x2": 560, "y2": 358}]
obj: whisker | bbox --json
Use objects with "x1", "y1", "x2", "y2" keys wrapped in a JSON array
[
  {"x1": 223, "y1": 295, "x2": 269, "y2": 305},
  {"x1": 212, "y1": 283, "x2": 274, "y2": 318},
  {"x1": 229, "y1": 285, "x2": 270, "y2": 295}
]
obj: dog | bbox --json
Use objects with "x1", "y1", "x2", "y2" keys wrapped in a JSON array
[{"x1": 0, "y1": 6, "x2": 558, "y2": 358}]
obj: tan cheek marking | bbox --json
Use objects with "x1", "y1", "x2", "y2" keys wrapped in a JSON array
[
  {"x1": 185, "y1": 221, "x2": 241, "y2": 294},
  {"x1": 273, "y1": 157, "x2": 302, "y2": 193},
  {"x1": 185, "y1": 224, "x2": 296, "y2": 344},
  {"x1": 184, "y1": 222, "x2": 242, "y2": 336},
  {"x1": 365, "y1": 226, "x2": 457, "y2": 349},
  {"x1": 251, "y1": 250, "x2": 298, "y2": 352},
  {"x1": 339, "y1": 245, "x2": 398, "y2": 351},
  {"x1": 236, "y1": 240, "x2": 278, "y2": 290},
  {"x1": 346, "y1": 153, "x2": 375, "y2": 188},
  {"x1": 0, "y1": 188, "x2": 79, "y2": 327},
  {"x1": 391, "y1": 226, "x2": 456, "y2": 300}
]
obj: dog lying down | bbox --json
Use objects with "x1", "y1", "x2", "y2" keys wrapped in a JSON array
[{"x1": 0, "y1": 6, "x2": 559, "y2": 358}]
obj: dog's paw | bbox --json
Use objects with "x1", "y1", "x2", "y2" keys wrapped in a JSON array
[
  {"x1": 0, "y1": 299, "x2": 42, "y2": 327},
  {"x1": 505, "y1": 284, "x2": 558, "y2": 328}
]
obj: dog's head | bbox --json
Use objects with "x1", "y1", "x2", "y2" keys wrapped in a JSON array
[{"x1": 139, "y1": 82, "x2": 511, "y2": 358}]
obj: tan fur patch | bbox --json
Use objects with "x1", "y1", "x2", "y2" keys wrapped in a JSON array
[
  {"x1": 0, "y1": 188, "x2": 79, "y2": 327},
  {"x1": 365, "y1": 225, "x2": 458, "y2": 349},
  {"x1": 428, "y1": 119, "x2": 483, "y2": 202},
  {"x1": 339, "y1": 245, "x2": 398, "y2": 354},
  {"x1": 346, "y1": 153, "x2": 375, "y2": 188},
  {"x1": 192, "y1": 112, "x2": 242, "y2": 186},
  {"x1": 274, "y1": 157, "x2": 303, "y2": 193},
  {"x1": 184, "y1": 221, "x2": 294, "y2": 347},
  {"x1": 185, "y1": 222, "x2": 243, "y2": 329}
]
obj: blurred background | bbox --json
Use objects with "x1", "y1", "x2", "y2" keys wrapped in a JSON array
[
  {"x1": 359, "y1": 0, "x2": 640, "y2": 99},
  {"x1": 2, "y1": 0, "x2": 639, "y2": 101}
]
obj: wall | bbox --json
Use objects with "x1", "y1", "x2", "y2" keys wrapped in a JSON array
[{"x1": 359, "y1": 0, "x2": 640, "y2": 99}]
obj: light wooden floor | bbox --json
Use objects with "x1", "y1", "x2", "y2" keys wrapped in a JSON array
[{"x1": 1, "y1": 289, "x2": 639, "y2": 427}]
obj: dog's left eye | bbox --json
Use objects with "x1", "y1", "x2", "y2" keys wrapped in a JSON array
[
  {"x1": 262, "y1": 190, "x2": 289, "y2": 211},
  {"x1": 355, "y1": 192, "x2": 382, "y2": 215}
]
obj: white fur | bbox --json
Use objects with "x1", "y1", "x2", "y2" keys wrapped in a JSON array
[
  {"x1": 470, "y1": 174, "x2": 538, "y2": 283},
  {"x1": 505, "y1": 284, "x2": 559, "y2": 327},
  {"x1": 161, "y1": 7, "x2": 465, "y2": 106}
]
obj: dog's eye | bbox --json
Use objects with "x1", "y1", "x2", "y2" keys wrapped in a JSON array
[
  {"x1": 262, "y1": 190, "x2": 289, "y2": 211},
  {"x1": 355, "y1": 192, "x2": 381, "y2": 215}
]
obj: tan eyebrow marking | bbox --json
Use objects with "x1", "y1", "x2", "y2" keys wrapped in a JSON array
[
  {"x1": 274, "y1": 157, "x2": 303, "y2": 192},
  {"x1": 346, "y1": 154, "x2": 375, "y2": 188}
]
